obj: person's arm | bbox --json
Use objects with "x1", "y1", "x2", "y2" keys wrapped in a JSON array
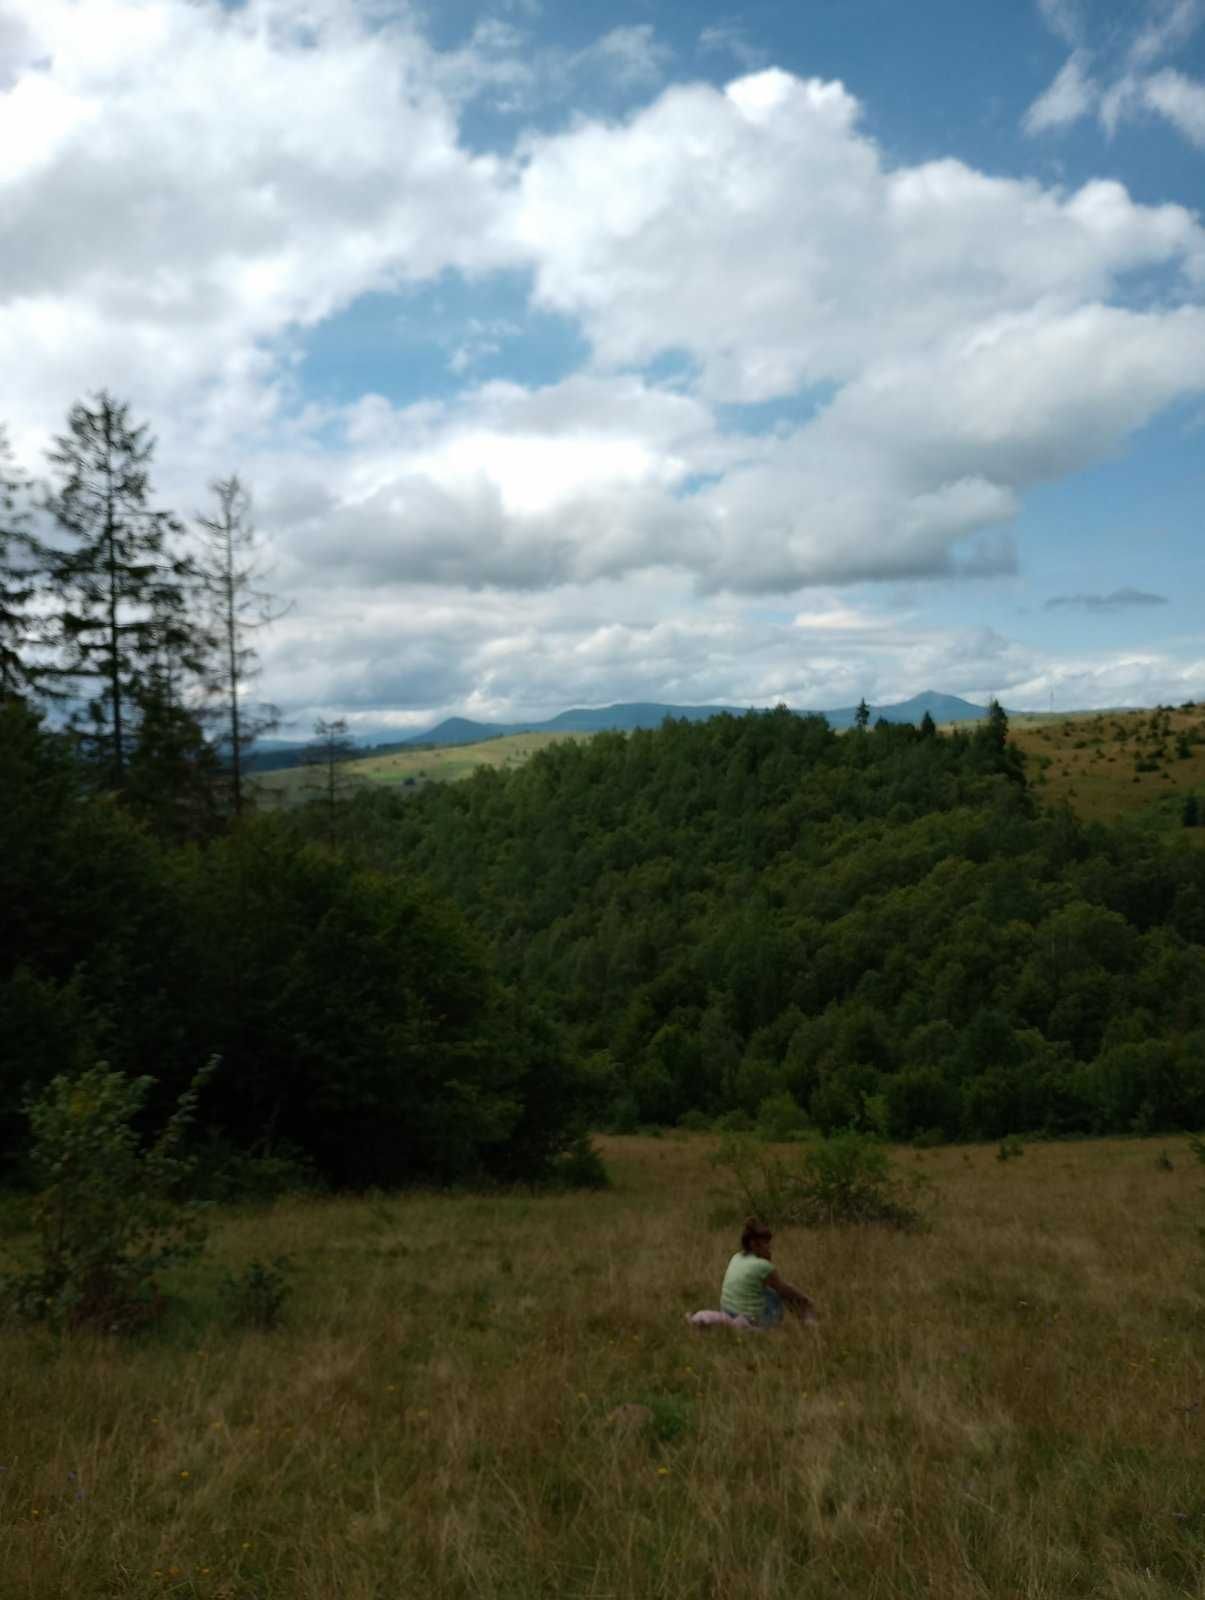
[{"x1": 766, "y1": 1269, "x2": 817, "y2": 1321}]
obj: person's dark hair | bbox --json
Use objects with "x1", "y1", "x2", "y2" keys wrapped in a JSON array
[{"x1": 740, "y1": 1216, "x2": 772, "y2": 1253}]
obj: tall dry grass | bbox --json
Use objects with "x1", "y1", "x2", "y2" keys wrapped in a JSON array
[{"x1": 1, "y1": 1134, "x2": 1203, "y2": 1599}]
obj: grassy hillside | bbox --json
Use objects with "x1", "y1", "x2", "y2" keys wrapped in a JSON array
[
  {"x1": 2, "y1": 1134, "x2": 1202, "y2": 1599},
  {"x1": 251, "y1": 729, "x2": 593, "y2": 804},
  {"x1": 1009, "y1": 703, "x2": 1205, "y2": 834}
]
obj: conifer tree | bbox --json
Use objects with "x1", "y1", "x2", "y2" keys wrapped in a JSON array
[
  {"x1": 305, "y1": 717, "x2": 360, "y2": 845},
  {"x1": 195, "y1": 474, "x2": 283, "y2": 816},
  {"x1": 44, "y1": 393, "x2": 197, "y2": 788},
  {"x1": 0, "y1": 425, "x2": 47, "y2": 699}
]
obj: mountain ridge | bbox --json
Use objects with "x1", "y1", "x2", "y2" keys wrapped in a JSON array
[{"x1": 405, "y1": 690, "x2": 989, "y2": 747}]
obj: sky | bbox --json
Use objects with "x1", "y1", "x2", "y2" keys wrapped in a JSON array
[{"x1": 2, "y1": 0, "x2": 1204, "y2": 736}]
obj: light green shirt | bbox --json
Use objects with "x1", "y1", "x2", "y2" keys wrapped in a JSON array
[{"x1": 720, "y1": 1251, "x2": 774, "y2": 1320}]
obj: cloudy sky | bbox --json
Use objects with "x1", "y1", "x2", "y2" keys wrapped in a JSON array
[{"x1": 3, "y1": 0, "x2": 1204, "y2": 735}]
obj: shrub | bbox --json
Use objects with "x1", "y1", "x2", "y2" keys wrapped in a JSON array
[
  {"x1": 711, "y1": 1129, "x2": 930, "y2": 1230},
  {"x1": 3, "y1": 1060, "x2": 215, "y2": 1331},
  {"x1": 189, "y1": 1133, "x2": 318, "y2": 1205},
  {"x1": 756, "y1": 1091, "x2": 809, "y2": 1141},
  {"x1": 546, "y1": 1134, "x2": 611, "y2": 1190},
  {"x1": 218, "y1": 1255, "x2": 293, "y2": 1331},
  {"x1": 997, "y1": 1135, "x2": 1025, "y2": 1162}
]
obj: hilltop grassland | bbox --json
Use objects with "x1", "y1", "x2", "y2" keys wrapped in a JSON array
[
  {"x1": 251, "y1": 730, "x2": 593, "y2": 805},
  {"x1": 3, "y1": 1134, "x2": 1203, "y2": 1600},
  {"x1": 1008, "y1": 704, "x2": 1205, "y2": 834}
]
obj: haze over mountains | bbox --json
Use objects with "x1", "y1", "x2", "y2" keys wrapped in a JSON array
[{"x1": 402, "y1": 690, "x2": 988, "y2": 747}]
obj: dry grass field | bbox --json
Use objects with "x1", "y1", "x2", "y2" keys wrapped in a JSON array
[
  {"x1": 1008, "y1": 705, "x2": 1205, "y2": 835},
  {"x1": 251, "y1": 730, "x2": 593, "y2": 806},
  {"x1": 2, "y1": 1134, "x2": 1203, "y2": 1599}
]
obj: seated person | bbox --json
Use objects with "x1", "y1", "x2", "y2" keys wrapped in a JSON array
[{"x1": 689, "y1": 1217, "x2": 817, "y2": 1330}]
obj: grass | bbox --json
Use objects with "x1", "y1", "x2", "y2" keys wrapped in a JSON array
[
  {"x1": 251, "y1": 730, "x2": 594, "y2": 806},
  {"x1": 1008, "y1": 704, "x2": 1205, "y2": 837},
  {"x1": 2, "y1": 1134, "x2": 1204, "y2": 1598}
]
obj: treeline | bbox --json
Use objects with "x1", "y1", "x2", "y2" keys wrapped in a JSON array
[
  {"x1": 0, "y1": 397, "x2": 590, "y2": 1189},
  {"x1": 314, "y1": 707, "x2": 1205, "y2": 1140}
]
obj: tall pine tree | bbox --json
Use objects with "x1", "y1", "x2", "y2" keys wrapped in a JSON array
[
  {"x1": 195, "y1": 474, "x2": 284, "y2": 816},
  {"x1": 45, "y1": 393, "x2": 199, "y2": 788}
]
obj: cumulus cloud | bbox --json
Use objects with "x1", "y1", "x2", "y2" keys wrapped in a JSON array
[
  {"x1": 1044, "y1": 586, "x2": 1170, "y2": 611},
  {"x1": 512, "y1": 73, "x2": 1205, "y2": 400},
  {"x1": 2, "y1": 1, "x2": 1203, "y2": 721}
]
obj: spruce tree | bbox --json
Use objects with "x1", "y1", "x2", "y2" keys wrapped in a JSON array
[
  {"x1": 0, "y1": 425, "x2": 47, "y2": 699},
  {"x1": 195, "y1": 475, "x2": 283, "y2": 816},
  {"x1": 45, "y1": 393, "x2": 197, "y2": 788}
]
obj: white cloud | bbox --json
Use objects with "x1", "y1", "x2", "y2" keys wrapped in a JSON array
[
  {"x1": 1035, "y1": 0, "x2": 1084, "y2": 48},
  {"x1": 1142, "y1": 66, "x2": 1205, "y2": 143},
  {"x1": 574, "y1": 25, "x2": 671, "y2": 91},
  {"x1": 1023, "y1": 51, "x2": 1097, "y2": 131},
  {"x1": 2, "y1": 2, "x2": 1203, "y2": 721},
  {"x1": 1027, "y1": 0, "x2": 1205, "y2": 145},
  {"x1": 1128, "y1": 0, "x2": 1203, "y2": 69},
  {"x1": 0, "y1": 0, "x2": 513, "y2": 456},
  {"x1": 513, "y1": 73, "x2": 1205, "y2": 401},
  {"x1": 698, "y1": 23, "x2": 767, "y2": 71}
]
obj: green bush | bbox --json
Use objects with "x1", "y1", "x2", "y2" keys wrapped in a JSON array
[
  {"x1": 997, "y1": 1135, "x2": 1025, "y2": 1162},
  {"x1": 546, "y1": 1134, "x2": 611, "y2": 1190},
  {"x1": 711, "y1": 1129, "x2": 930, "y2": 1230},
  {"x1": 3, "y1": 1060, "x2": 215, "y2": 1331},
  {"x1": 756, "y1": 1091, "x2": 809, "y2": 1141},
  {"x1": 218, "y1": 1255, "x2": 293, "y2": 1331}
]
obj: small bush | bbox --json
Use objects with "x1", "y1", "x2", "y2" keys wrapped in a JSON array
[
  {"x1": 676, "y1": 1109, "x2": 712, "y2": 1133},
  {"x1": 756, "y1": 1091, "x2": 809, "y2": 1142},
  {"x1": 997, "y1": 1135, "x2": 1025, "y2": 1162},
  {"x1": 712, "y1": 1109, "x2": 754, "y2": 1135},
  {"x1": 711, "y1": 1129, "x2": 930, "y2": 1230},
  {"x1": 547, "y1": 1134, "x2": 611, "y2": 1190},
  {"x1": 189, "y1": 1133, "x2": 318, "y2": 1205},
  {"x1": 218, "y1": 1255, "x2": 293, "y2": 1331},
  {"x1": 3, "y1": 1061, "x2": 215, "y2": 1331}
]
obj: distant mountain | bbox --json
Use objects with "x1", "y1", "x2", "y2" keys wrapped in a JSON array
[
  {"x1": 403, "y1": 692, "x2": 988, "y2": 747},
  {"x1": 822, "y1": 691, "x2": 988, "y2": 731}
]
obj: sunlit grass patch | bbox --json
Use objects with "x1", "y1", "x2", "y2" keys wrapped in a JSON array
[{"x1": 1, "y1": 1134, "x2": 1203, "y2": 1597}]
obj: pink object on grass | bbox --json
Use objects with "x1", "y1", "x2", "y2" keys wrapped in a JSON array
[{"x1": 685, "y1": 1308, "x2": 759, "y2": 1330}]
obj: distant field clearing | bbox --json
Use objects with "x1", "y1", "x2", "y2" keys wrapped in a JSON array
[{"x1": 251, "y1": 729, "x2": 594, "y2": 803}]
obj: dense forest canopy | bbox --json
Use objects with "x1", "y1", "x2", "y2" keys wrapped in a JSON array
[{"x1": 310, "y1": 704, "x2": 1205, "y2": 1141}]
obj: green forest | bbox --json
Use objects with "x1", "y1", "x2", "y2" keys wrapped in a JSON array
[{"x1": 3, "y1": 394, "x2": 1205, "y2": 1198}]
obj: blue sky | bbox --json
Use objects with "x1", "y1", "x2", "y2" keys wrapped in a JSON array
[{"x1": 2, "y1": 0, "x2": 1203, "y2": 731}]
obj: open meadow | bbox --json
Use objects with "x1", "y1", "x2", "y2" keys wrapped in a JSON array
[
  {"x1": 1008, "y1": 706, "x2": 1205, "y2": 836},
  {"x1": 2, "y1": 1134, "x2": 1204, "y2": 1600},
  {"x1": 251, "y1": 731, "x2": 594, "y2": 806}
]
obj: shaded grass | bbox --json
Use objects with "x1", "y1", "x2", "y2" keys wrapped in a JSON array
[{"x1": 1, "y1": 1135, "x2": 1203, "y2": 1598}]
